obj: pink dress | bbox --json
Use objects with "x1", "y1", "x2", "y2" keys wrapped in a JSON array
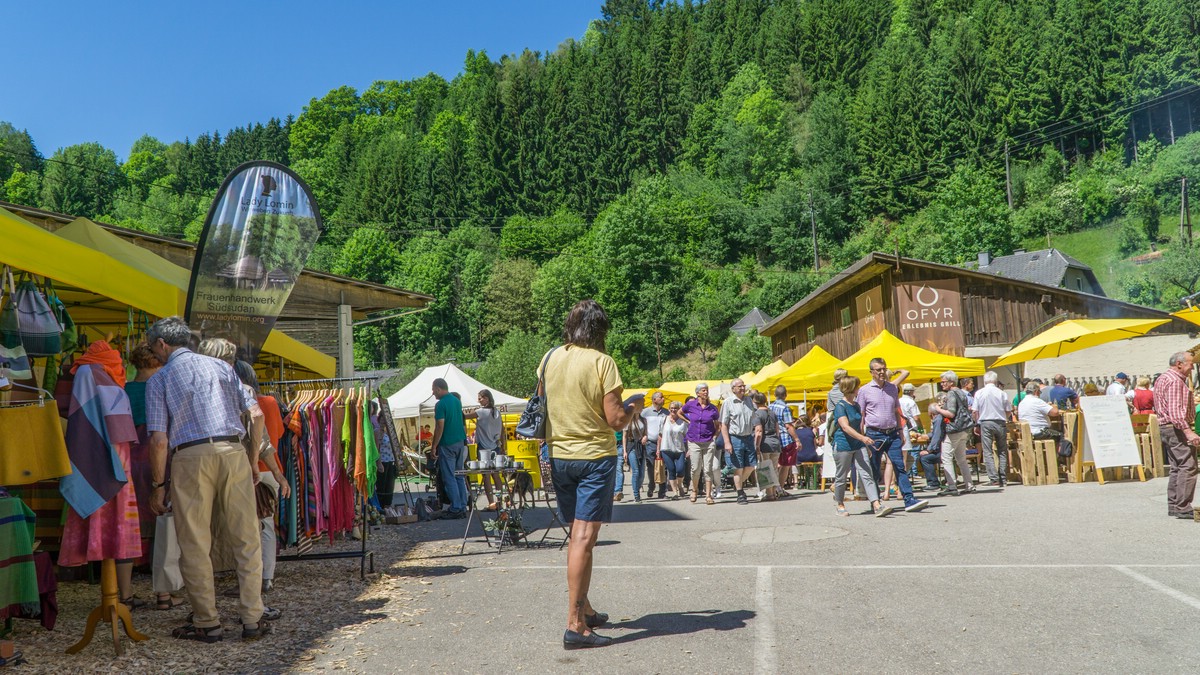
[{"x1": 58, "y1": 441, "x2": 143, "y2": 565}]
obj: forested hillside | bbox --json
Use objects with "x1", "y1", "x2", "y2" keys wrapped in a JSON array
[{"x1": 3, "y1": 0, "x2": 1200, "y2": 394}]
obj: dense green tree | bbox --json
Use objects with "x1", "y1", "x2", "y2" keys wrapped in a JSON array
[
  {"x1": 40, "y1": 143, "x2": 124, "y2": 216},
  {"x1": 709, "y1": 332, "x2": 773, "y2": 379},
  {"x1": 476, "y1": 330, "x2": 552, "y2": 398}
]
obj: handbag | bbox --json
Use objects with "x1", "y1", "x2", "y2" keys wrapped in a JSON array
[
  {"x1": 152, "y1": 513, "x2": 185, "y2": 594},
  {"x1": 0, "y1": 269, "x2": 63, "y2": 356},
  {"x1": 0, "y1": 273, "x2": 32, "y2": 381},
  {"x1": 255, "y1": 481, "x2": 278, "y2": 519},
  {"x1": 516, "y1": 346, "x2": 560, "y2": 440},
  {"x1": 654, "y1": 458, "x2": 666, "y2": 484}
]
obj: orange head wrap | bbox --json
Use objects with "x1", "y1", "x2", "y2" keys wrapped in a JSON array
[{"x1": 71, "y1": 340, "x2": 127, "y2": 388}]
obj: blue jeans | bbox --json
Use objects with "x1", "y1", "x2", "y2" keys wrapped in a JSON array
[
  {"x1": 436, "y1": 441, "x2": 468, "y2": 513},
  {"x1": 866, "y1": 429, "x2": 917, "y2": 507},
  {"x1": 624, "y1": 444, "x2": 644, "y2": 496},
  {"x1": 643, "y1": 438, "x2": 660, "y2": 493}
]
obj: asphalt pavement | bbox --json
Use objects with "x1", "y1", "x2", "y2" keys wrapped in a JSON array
[{"x1": 302, "y1": 475, "x2": 1200, "y2": 674}]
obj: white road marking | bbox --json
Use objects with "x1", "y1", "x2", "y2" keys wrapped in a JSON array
[
  {"x1": 755, "y1": 567, "x2": 776, "y2": 675},
  {"x1": 477, "y1": 563, "x2": 1200, "y2": 571},
  {"x1": 1113, "y1": 565, "x2": 1200, "y2": 611}
]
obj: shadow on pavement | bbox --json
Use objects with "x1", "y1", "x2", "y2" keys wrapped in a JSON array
[
  {"x1": 392, "y1": 564, "x2": 469, "y2": 577},
  {"x1": 611, "y1": 609, "x2": 756, "y2": 643},
  {"x1": 611, "y1": 504, "x2": 695, "y2": 523}
]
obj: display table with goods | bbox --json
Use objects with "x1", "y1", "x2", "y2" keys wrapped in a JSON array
[{"x1": 455, "y1": 455, "x2": 533, "y2": 554}]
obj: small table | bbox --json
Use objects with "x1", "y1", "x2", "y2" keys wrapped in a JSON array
[{"x1": 455, "y1": 468, "x2": 525, "y2": 554}]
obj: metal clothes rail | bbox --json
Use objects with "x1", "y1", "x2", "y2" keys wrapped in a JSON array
[{"x1": 262, "y1": 376, "x2": 379, "y2": 579}]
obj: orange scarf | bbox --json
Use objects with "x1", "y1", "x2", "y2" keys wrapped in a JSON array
[{"x1": 71, "y1": 341, "x2": 127, "y2": 388}]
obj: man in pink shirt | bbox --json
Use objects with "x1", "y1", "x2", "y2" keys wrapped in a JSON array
[{"x1": 856, "y1": 358, "x2": 928, "y2": 513}]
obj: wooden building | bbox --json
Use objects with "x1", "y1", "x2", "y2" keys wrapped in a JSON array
[
  {"x1": 4, "y1": 201, "x2": 432, "y2": 372},
  {"x1": 760, "y1": 252, "x2": 1186, "y2": 365}
]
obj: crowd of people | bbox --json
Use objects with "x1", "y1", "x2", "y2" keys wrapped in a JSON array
[{"x1": 418, "y1": 298, "x2": 1196, "y2": 650}]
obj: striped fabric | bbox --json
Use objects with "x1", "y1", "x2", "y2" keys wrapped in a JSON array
[
  {"x1": 59, "y1": 364, "x2": 138, "y2": 518},
  {"x1": 0, "y1": 497, "x2": 38, "y2": 608}
]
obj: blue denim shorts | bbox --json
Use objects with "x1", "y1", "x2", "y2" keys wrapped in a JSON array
[
  {"x1": 551, "y1": 455, "x2": 617, "y2": 523},
  {"x1": 728, "y1": 435, "x2": 757, "y2": 469}
]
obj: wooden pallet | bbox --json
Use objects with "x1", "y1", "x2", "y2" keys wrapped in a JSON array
[
  {"x1": 1131, "y1": 414, "x2": 1166, "y2": 479},
  {"x1": 1016, "y1": 422, "x2": 1060, "y2": 486}
]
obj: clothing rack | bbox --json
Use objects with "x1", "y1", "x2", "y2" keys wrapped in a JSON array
[{"x1": 261, "y1": 376, "x2": 378, "y2": 580}]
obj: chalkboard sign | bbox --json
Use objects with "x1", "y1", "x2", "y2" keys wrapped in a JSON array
[{"x1": 1077, "y1": 395, "x2": 1141, "y2": 469}]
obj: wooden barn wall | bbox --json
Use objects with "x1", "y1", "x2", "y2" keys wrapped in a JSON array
[
  {"x1": 770, "y1": 264, "x2": 1171, "y2": 362},
  {"x1": 772, "y1": 269, "x2": 895, "y2": 363}
]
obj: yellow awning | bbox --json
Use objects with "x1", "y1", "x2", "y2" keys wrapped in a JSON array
[
  {"x1": 1, "y1": 207, "x2": 180, "y2": 318},
  {"x1": 758, "y1": 346, "x2": 841, "y2": 394},
  {"x1": 5, "y1": 210, "x2": 334, "y2": 377},
  {"x1": 746, "y1": 359, "x2": 789, "y2": 389},
  {"x1": 838, "y1": 330, "x2": 985, "y2": 381},
  {"x1": 1172, "y1": 307, "x2": 1200, "y2": 328},
  {"x1": 991, "y1": 318, "x2": 1170, "y2": 367}
]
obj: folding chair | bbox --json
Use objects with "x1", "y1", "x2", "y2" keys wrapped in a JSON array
[{"x1": 537, "y1": 458, "x2": 570, "y2": 549}]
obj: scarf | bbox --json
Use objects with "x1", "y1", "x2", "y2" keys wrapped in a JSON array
[{"x1": 71, "y1": 340, "x2": 126, "y2": 388}]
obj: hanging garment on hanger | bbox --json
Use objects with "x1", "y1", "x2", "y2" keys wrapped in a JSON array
[
  {"x1": 58, "y1": 362, "x2": 137, "y2": 519},
  {"x1": 361, "y1": 390, "x2": 378, "y2": 498},
  {"x1": 58, "y1": 364, "x2": 141, "y2": 566},
  {"x1": 0, "y1": 403, "x2": 71, "y2": 485}
]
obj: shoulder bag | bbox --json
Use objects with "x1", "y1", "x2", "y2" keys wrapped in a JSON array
[
  {"x1": 0, "y1": 269, "x2": 63, "y2": 356},
  {"x1": 0, "y1": 270, "x2": 32, "y2": 381},
  {"x1": 515, "y1": 346, "x2": 560, "y2": 440}
]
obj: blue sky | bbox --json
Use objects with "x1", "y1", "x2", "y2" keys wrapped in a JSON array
[{"x1": 3, "y1": 1, "x2": 602, "y2": 158}]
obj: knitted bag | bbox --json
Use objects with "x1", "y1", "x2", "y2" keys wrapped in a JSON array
[{"x1": 0, "y1": 270, "x2": 63, "y2": 356}]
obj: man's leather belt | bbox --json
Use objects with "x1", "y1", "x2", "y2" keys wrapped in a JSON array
[{"x1": 172, "y1": 435, "x2": 240, "y2": 452}]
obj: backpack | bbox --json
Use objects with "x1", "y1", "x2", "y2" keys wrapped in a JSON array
[{"x1": 946, "y1": 389, "x2": 974, "y2": 433}]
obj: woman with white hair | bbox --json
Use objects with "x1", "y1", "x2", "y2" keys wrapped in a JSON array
[{"x1": 682, "y1": 382, "x2": 721, "y2": 505}]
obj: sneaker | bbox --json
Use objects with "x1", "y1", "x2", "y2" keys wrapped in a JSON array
[
  {"x1": 904, "y1": 500, "x2": 930, "y2": 513},
  {"x1": 988, "y1": 479, "x2": 1000, "y2": 486},
  {"x1": 613, "y1": 492, "x2": 623, "y2": 502},
  {"x1": 737, "y1": 494, "x2": 749, "y2": 505},
  {"x1": 714, "y1": 489, "x2": 723, "y2": 500},
  {"x1": 875, "y1": 505, "x2": 896, "y2": 518},
  {"x1": 260, "y1": 607, "x2": 282, "y2": 621},
  {"x1": 261, "y1": 579, "x2": 274, "y2": 594},
  {"x1": 962, "y1": 484, "x2": 977, "y2": 494},
  {"x1": 937, "y1": 487, "x2": 959, "y2": 496}
]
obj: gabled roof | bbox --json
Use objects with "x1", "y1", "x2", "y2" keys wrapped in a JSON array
[
  {"x1": 759, "y1": 252, "x2": 1172, "y2": 338},
  {"x1": 732, "y1": 307, "x2": 772, "y2": 335},
  {"x1": 974, "y1": 248, "x2": 1104, "y2": 295}
]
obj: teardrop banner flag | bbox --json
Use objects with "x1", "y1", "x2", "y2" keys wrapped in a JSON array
[{"x1": 185, "y1": 161, "x2": 322, "y2": 362}]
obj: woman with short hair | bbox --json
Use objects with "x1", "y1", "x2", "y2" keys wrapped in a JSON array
[
  {"x1": 540, "y1": 300, "x2": 643, "y2": 649},
  {"x1": 751, "y1": 391, "x2": 783, "y2": 501},
  {"x1": 658, "y1": 401, "x2": 689, "y2": 500}
]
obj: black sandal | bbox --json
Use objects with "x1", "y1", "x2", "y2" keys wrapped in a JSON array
[
  {"x1": 156, "y1": 596, "x2": 187, "y2": 610},
  {"x1": 120, "y1": 595, "x2": 148, "y2": 610},
  {"x1": 172, "y1": 624, "x2": 223, "y2": 643}
]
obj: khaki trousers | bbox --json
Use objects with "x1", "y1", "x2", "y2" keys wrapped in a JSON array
[{"x1": 170, "y1": 440, "x2": 263, "y2": 628}]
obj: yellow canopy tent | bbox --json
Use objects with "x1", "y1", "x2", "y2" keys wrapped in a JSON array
[
  {"x1": 622, "y1": 387, "x2": 689, "y2": 406},
  {"x1": 758, "y1": 346, "x2": 842, "y2": 394},
  {"x1": 3, "y1": 209, "x2": 334, "y2": 377},
  {"x1": 657, "y1": 378, "x2": 734, "y2": 401},
  {"x1": 838, "y1": 330, "x2": 985, "y2": 381},
  {"x1": 990, "y1": 318, "x2": 1170, "y2": 367},
  {"x1": 745, "y1": 359, "x2": 789, "y2": 389},
  {"x1": 1171, "y1": 306, "x2": 1200, "y2": 328}
]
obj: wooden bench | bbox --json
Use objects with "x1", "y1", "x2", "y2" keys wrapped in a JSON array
[
  {"x1": 1131, "y1": 414, "x2": 1166, "y2": 479},
  {"x1": 1015, "y1": 421, "x2": 1059, "y2": 486}
]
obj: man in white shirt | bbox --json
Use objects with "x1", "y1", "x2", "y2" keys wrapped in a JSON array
[
  {"x1": 640, "y1": 392, "x2": 669, "y2": 498},
  {"x1": 1106, "y1": 372, "x2": 1128, "y2": 397},
  {"x1": 899, "y1": 383, "x2": 921, "y2": 482},
  {"x1": 1017, "y1": 381, "x2": 1061, "y2": 440},
  {"x1": 974, "y1": 371, "x2": 1013, "y2": 487}
]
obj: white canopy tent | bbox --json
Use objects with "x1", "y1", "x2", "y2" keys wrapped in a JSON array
[{"x1": 387, "y1": 363, "x2": 528, "y2": 420}]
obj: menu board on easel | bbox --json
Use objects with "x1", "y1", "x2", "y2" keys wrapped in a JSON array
[{"x1": 1078, "y1": 395, "x2": 1141, "y2": 469}]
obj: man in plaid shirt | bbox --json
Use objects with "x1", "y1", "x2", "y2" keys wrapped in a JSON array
[{"x1": 1153, "y1": 351, "x2": 1199, "y2": 519}]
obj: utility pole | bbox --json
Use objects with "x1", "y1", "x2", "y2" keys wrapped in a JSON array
[
  {"x1": 1004, "y1": 141, "x2": 1014, "y2": 209},
  {"x1": 808, "y1": 188, "x2": 820, "y2": 271},
  {"x1": 1183, "y1": 177, "x2": 1193, "y2": 246}
]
